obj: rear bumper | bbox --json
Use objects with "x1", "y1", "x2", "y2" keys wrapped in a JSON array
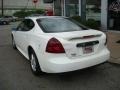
[{"x1": 40, "y1": 49, "x2": 110, "y2": 73}]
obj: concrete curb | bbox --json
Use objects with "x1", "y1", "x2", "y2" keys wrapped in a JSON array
[
  {"x1": 108, "y1": 57, "x2": 120, "y2": 64},
  {"x1": 107, "y1": 31, "x2": 120, "y2": 64}
]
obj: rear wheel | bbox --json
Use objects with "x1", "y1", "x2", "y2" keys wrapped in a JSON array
[
  {"x1": 3, "y1": 21, "x2": 7, "y2": 25},
  {"x1": 30, "y1": 50, "x2": 42, "y2": 75}
]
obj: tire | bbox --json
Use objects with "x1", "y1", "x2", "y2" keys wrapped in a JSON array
[
  {"x1": 3, "y1": 21, "x2": 7, "y2": 25},
  {"x1": 30, "y1": 50, "x2": 42, "y2": 75},
  {"x1": 13, "y1": 19, "x2": 16, "y2": 22},
  {"x1": 12, "y1": 36, "x2": 17, "y2": 49}
]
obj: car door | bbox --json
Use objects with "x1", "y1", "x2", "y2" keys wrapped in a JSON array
[
  {"x1": 13, "y1": 21, "x2": 24, "y2": 49},
  {"x1": 14, "y1": 19, "x2": 35, "y2": 55}
]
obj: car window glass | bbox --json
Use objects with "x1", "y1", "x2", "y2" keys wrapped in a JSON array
[
  {"x1": 17, "y1": 22, "x2": 24, "y2": 31},
  {"x1": 17, "y1": 19, "x2": 34, "y2": 31},
  {"x1": 23, "y1": 20, "x2": 29, "y2": 31},
  {"x1": 24, "y1": 19, "x2": 34, "y2": 31},
  {"x1": 37, "y1": 18, "x2": 88, "y2": 33},
  {"x1": 27, "y1": 19, "x2": 35, "y2": 29}
]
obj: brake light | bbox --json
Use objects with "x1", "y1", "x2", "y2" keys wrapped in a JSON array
[
  {"x1": 46, "y1": 38, "x2": 65, "y2": 53},
  {"x1": 83, "y1": 35, "x2": 95, "y2": 39}
]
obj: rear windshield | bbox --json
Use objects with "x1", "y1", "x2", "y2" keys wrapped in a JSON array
[{"x1": 37, "y1": 17, "x2": 88, "y2": 33}]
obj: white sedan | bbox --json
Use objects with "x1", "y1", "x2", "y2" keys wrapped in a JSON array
[{"x1": 11, "y1": 16, "x2": 110, "y2": 75}]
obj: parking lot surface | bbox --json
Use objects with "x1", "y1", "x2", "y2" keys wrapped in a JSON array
[{"x1": 0, "y1": 23, "x2": 120, "y2": 90}]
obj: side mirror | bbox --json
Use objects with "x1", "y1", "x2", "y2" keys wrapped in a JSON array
[{"x1": 12, "y1": 28, "x2": 17, "y2": 31}]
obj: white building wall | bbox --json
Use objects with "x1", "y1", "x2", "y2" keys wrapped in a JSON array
[
  {"x1": 0, "y1": 0, "x2": 52, "y2": 15},
  {"x1": 0, "y1": 0, "x2": 52, "y2": 9}
]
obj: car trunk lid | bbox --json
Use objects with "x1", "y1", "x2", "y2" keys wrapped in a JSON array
[{"x1": 46, "y1": 30, "x2": 105, "y2": 58}]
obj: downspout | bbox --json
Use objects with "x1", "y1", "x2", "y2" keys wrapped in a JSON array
[
  {"x1": 63, "y1": 0, "x2": 66, "y2": 16},
  {"x1": 53, "y1": 0, "x2": 55, "y2": 15},
  {"x1": 79, "y1": 0, "x2": 82, "y2": 16},
  {"x1": 101, "y1": 0, "x2": 108, "y2": 30}
]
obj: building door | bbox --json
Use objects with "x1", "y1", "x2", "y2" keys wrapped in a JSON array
[
  {"x1": 108, "y1": 0, "x2": 120, "y2": 31},
  {"x1": 65, "y1": 0, "x2": 79, "y2": 17},
  {"x1": 86, "y1": 0, "x2": 101, "y2": 21},
  {"x1": 54, "y1": 0, "x2": 62, "y2": 16}
]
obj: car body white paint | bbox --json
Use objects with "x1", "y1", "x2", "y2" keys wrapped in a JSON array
[{"x1": 12, "y1": 16, "x2": 110, "y2": 73}]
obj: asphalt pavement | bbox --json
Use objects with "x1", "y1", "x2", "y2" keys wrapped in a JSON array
[{"x1": 0, "y1": 23, "x2": 120, "y2": 90}]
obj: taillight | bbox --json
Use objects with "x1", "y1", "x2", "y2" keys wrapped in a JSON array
[
  {"x1": 83, "y1": 35, "x2": 95, "y2": 39},
  {"x1": 46, "y1": 38, "x2": 65, "y2": 53}
]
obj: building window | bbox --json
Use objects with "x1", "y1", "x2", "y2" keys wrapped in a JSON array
[
  {"x1": 108, "y1": 0, "x2": 120, "y2": 30},
  {"x1": 54, "y1": 0, "x2": 62, "y2": 16},
  {"x1": 86, "y1": 0, "x2": 101, "y2": 21},
  {"x1": 65, "y1": 0, "x2": 79, "y2": 17}
]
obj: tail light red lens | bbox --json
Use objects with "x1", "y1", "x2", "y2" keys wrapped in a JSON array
[
  {"x1": 46, "y1": 38, "x2": 65, "y2": 53},
  {"x1": 83, "y1": 35, "x2": 95, "y2": 39}
]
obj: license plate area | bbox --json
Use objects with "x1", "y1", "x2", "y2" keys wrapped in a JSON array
[
  {"x1": 76, "y1": 41, "x2": 99, "y2": 54},
  {"x1": 77, "y1": 41, "x2": 99, "y2": 47},
  {"x1": 82, "y1": 46, "x2": 93, "y2": 54}
]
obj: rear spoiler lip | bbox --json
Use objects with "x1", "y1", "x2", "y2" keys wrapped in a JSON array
[{"x1": 69, "y1": 34, "x2": 102, "y2": 41}]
